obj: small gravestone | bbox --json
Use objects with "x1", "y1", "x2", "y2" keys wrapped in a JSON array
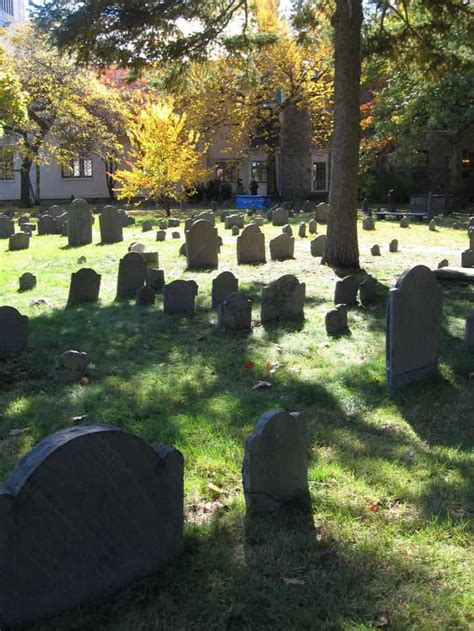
[
  {"x1": 386, "y1": 265, "x2": 442, "y2": 392},
  {"x1": 159, "y1": 220, "x2": 168, "y2": 230},
  {"x1": 303, "y1": 200, "x2": 313, "y2": 213},
  {"x1": 0, "y1": 425, "x2": 183, "y2": 627},
  {"x1": 272, "y1": 207, "x2": 288, "y2": 227},
  {"x1": 18, "y1": 215, "x2": 30, "y2": 225},
  {"x1": 325, "y1": 304, "x2": 348, "y2": 335},
  {"x1": 142, "y1": 220, "x2": 153, "y2": 232},
  {"x1": 298, "y1": 222, "x2": 306, "y2": 238},
  {"x1": 218, "y1": 292, "x2": 252, "y2": 331},
  {"x1": 147, "y1": 269, "x2": 165, "y2": 292},
  {"x1": 463, "y1": 313, "x2": 474, "y2": 352},
  {"x1": 21, "y1": 223, "x2": 34, "y2": 235},
  {"x1": 48, "y1": 205, "x2": 65, "y2": 219},
  {"x1": 220, "y1": 211, "x2": 230, "y2": 223},
  {"x1": 225, "y1": 215, "x2": 244, "y2": 230},
  {"x1": 308, "y1": 218, "x2": 317, "y2": 234},
  {"x1": 334, "y1": 276, "x2": 359, "y2": 305},
  {"x1": 136, "y1": 285, "x2": 156, "y2": 306},
  {"x1": 186, "y1": 219, "x2": 220, "y2": 269},
  {"x1": 282, "y1": 224, "x2": 293, "y2": 236},
  {"x1": 315, "y1": 202, "x2": 329, "y2": 223},
  {"x1": 389, "y1": 239, "x2": 398, "y2": 253},
  {"x1": 0, "y1": 306, "x2": 29, "y2": 358},
  {"x1": 211, "y1": 200, "x2": 218, "y2": 212},
  {"x1": 438, "y1": 259, "x2": 449, "y2": 269},
  {"x1": 129, "y1": 242, "x2": 146, "y2": 253},
  {"x1": 195, "y1": 211, "x2": 215, "y2": 225},
  {"x1": 212, "y1": 271, "x2": 238, "y2": 308},
  {"x1": 362, "y1": 216, "x2": 375, "y2": 231},
  {"x1": 68, "y1": 199, "x2": 93, "y2": 246},
  {"x1": 370, "y1": 244, "x2": 381, "y2": 256},
  {"x1": 429, "y1": 219, "x2": 437, "y2": 232},
  {"x1": 310, "y1": 234, "x2": 326, "y2": 257},
  {"x1": 172, "y1": 231, "x2": 181, "y2": 239},
  {"x1": 117, "y1": 210, "x2": 130, "y2": 227},
  {"x1": 55, "y1": 350, "x2": 89, "y2": 383},
  {"x1": 261, "y1": 275, "x2": 305, "y2": 324},
  {"x1": 168, "y1": 218, "x2": 180, "y2": 227},
  {"x1": 0, "y1": 216, "x2": 14, "y2": 238},
  {"x1": 237, "y1": 224, "x2": 266, "y2": 265},
  {"x1": 359, "y1": 276, "x2": 378, "y2": 306},
  {"x1": 143, "y1": 251, "x2": 159, "y2": 267},
  {"x1": 269, "y1": 233, "x2": 295, "y2": 261},
  {"x1": 231, "y1": 225, "x2": 240, "y2": 236},
  {"x1": 37, "y1": 215, "x2": 58, "y2": 236},
  {"x1": 400, "y1": 216, "x2": 410, "y2": 228},
  {"x1": 77, "y1": 255, "x2": 87, "y2": 264},
  {"x1": 67, "y1": 268, "x2": 101, "y2": 307},
  {"x1": 19, "y1": 272, "x2": 36, "y2": 292},
  {"x1": 9, "y1": 232, "x2": 30, "y2": 251},
  {"x1": 156, "y1": 230, "x2": 166, "y2": 242},
  {"x1": 163, "y1": 280, "x2": 198, "y2": 314},
  {"x1": 116, "y1": 252, "x2": 147, "y2": 301},
  {"x1": 461, "y1": 249, "x2": 474, "y2": 268},
  {"x1": 99, "y1": 206, "x2": 123, "y2": 244},
  {"x1": 243, "y1": 410, "x2": 308, "y2": 513}
]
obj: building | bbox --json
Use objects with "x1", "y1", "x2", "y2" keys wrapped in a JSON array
[{"x1": 0, "y1": 0, "x2": 26, "y2": 27}]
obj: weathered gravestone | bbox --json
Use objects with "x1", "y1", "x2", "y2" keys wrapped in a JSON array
[
  {"x1": 67, "y1": 268, "x2": 101, "y2": 307},
  {"x1": 168, "y1": 218, "x2": 180, "y2": 228},
  {"x1": 334, "y1": 276, "x2": 359, "y2": 305},
  {"x1": 195, "y1": 211, "x2": 215, "y2": 225},
  {"x1": 129, "y1": 242, "x2": 146, "y2": 253},
  {"x1": 315, "y1": 202, "x2": 329, "y2": 223},
  {"x1": 147, "y1": 269, "x2": 165, "y2": 292},
  {"x1": 163, "y1": 280, "x2": 198, "y2": 314},
  {"x1": 142, "y1": 220, "x2": 153, "y2": 232},
  {"x1": 68, "y1": 199, "x2": 93, "y2": 246},
  {"x1": 55, "y1": 350, "x2": 89, "y2": 383},
  {"x1": 303, "y1": 200, "x2": 313, "y2": 213},
  {"x1": 220, "y1": 211, "x2": 230, "y2": 223},
  {"x1": 136, "y1": 285, "x2": 156, "y2": 306},
  {"x1": 308, "y1": 218, "x2": 317, "y2": 234},
  {"x1": 325, "y1": 304, "x2": 348, "y2": 335},
  {"x1": 400, "y1": 216, "x2": 410, "y2": 228},
  {"x1": 225, "y1": 214, "x2": 245, "y2": 230},
  {"x1": 218, "y1": 292, "x2": 252, "y2": 331},
  {"x1": 298, "y1": 222, "x2": 306, "y2": 238},
  {"x1": 0, "y1": 306, "x2": 29, "y2": 358},
  {"x1": 0, "y1": 216, "x2": 14, "y2": 238},
  {"x1": 37, "y1": 215, "x2": 58, "y2": 236},
  {"x1": 186, "y1": 219, "x2": 220, "y2": 269},
  {"x1": 116, "y1": 252, "x2": 147, "y2": 301},
  {"x1": 47, "y1": 205, "x2": 65, "y2": 219},
  {"x1": 359, "y1": 276, "x2": 378, "y2": 306},
  {"x1": 231, "y1": 225, "x2": 240, "y2": 236},
  {"x1": 261, "y1": 275, "x2": 305, "y2": 324},
  {"x1": 371, "y1": 244, "x2": 381, "y2": 256},
  {"x1": 211, "y1": 271, "x2": 238, "y2": 308},
  {"x1": 172, "y1": 231, "x2": 181, "y2": 239},
  {"x1": 389, "y1": 239, "x2": 398, "y2": 253},
  {"x1": 272, "y1": 207, "x2": 288, "y2": 227},
  {"x1": 463, "y1": 313, "x2": 474, "y2": 352},
  {"x1": 269, "y1": 233, "x2": 295, "y2": 261},
  {"x1": 159, "y1": 220, "x2": 168, "y2": 230},
  {"x1": 99, "y1": 206, "x2": 123, "y2": 244},
  {"x1": 243, "y1": 410, "x2": 308, "y2": 513},
  {"x1": 363, "y1": 216, "x2": 375, "y2": 230},
  {"x1": 386, "y1": 265, "x2": 442, "y2": 392},
  {"x1": 461, "y1": 249, "x2": 474, "y2": 268},
  {"x1": 19, "y1": 272, "x2": 37, "y2": 292},
  {"x1": 9, "y1": 232, "x2": 29, "y2": 251},
  {"x1": 429, "y1": 219, "x2": 437, "y2": 232},
  {"x1": 282, "y1": 224, "x2": 293, "y2": 236},
  {"x1": 237, "y1": 224, "x2": 266, "y2": 265},
  {"x1": 0, "y1": 425, "x2": 184, "y2": 628},
  {"x1": 143, "y1": 251, "x2": 159, "y2": 268},
  {"x1": 156, "y1": 230, "x2": 166, "y2": 242}
]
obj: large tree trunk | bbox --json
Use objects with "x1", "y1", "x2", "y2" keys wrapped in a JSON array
[
  {"x1": 20, "y1": 156, "x2": 33, "y2": 208},
  {"x1": 323, "y1": 0, "x2": 363, "y2": 269}
]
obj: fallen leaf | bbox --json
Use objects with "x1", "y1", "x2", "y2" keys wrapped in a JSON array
[
  {"x1": 374, "y1": 610, "x2": 390, "y2": 627},
  {"x1": 368, "y1": 502, "x2": 380, "y2": 513},
  {"x1": 70, "y1": 415, "x2": 88, "y2": 424},
  {"x1": 208, "y1": 483, "x2": 224, "y2": 496},
  {"x1": 252, "y1": 381, "x2": 273, "y2": 390},
  {"x1": 9, "y1": 427, "x2": 30, "y2": 436},
  {"x1": 282, "y1": 577, "x2": 305, "y2": 586},
  {"x1": 80, "y1": 376, "x2": 90, "y2": 385},
  {"x1": 244, "y1": 361, "x2": 256, "y2": 373}
]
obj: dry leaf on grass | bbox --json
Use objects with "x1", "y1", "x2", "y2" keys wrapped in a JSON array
[
  {"x1": 252, "y1": 381, "x2": 273, "y2": 390},
  {"x1": 9, "y1": 427, "x2": 30, "y2": 436},
  {"x1": 282, "y1": 577, "x2": 305, "y2": 586},
  {"x1": 374, "y1": 610, "x2": 390, "y2": 627}
]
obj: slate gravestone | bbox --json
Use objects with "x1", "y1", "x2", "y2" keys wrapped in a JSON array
[
  {"x1": 136, "y1": 285, "x2": 156, "y2": 306},
  {"x1": 9, "y1": 232, "x2": 30, "y2": 251},
  {"x1": 156, "y1": 230, "x2": 166, "y2": 242},
  {"x1": 298, "y1": 222, "x2": 306, "y2": 238},
  {"x1": 168, "y1": 218, "x2": 180, "y2": 228},
  {"x1": 172, "y1": 231, "x2": 181, "y2": 239},
  {"x1": 159, "y1": 220, "x2": 168, "y2": 230},
  {"x1": 21, "y1": 223, "x2": 34, "y2": 235},
  {"x1": 225, "y1": 214, "x2": 244, "y2": 230},
  {"x1": 400, "y1": 216, "x2": 410, "y2": 228},
  {"x1": 143, "y1": 251, "x2": 159, "y2": 267},
  {"x1": 147, "y1": 268, "x2": 165, "y2": 292},
  {"x1": 117, "y1": 210, "x2": 129, "y2": 227},
  {"x1": 438, "y1": 259, "x2": 449, "y2": 269},
  {"x1": 429, "y1": 219, "x2": 437, "y2": 232},
  {"x1": 0, "y1": 425, "x2": 184, "y2": 628},
  {"x1": 116, "y1": 252, "x2": 147, "y2": 301},
  {"x1": 186, "y1": 219, "x2": 220, "y2": 269},
  {"x1": 363, "y1": 216, "x2": 375, "y2": 231},
  {"x1": 0, "y1": 216, "x2": 14, "y2": 238},
  {"x1": 99, "y1": 206, "x2": 123, "y2": 244},
  {"x1": 463, "y1": 313, "x2": 474, "y2": 352},
  {"x1": 195, "y1": 211, "x2": 215, "y2": 225},
  {"x1": 272, "y1": 207, "x2": 288, "y2": 226},
  {"x1": 386, "y1": 265, "x2": 442, "y2": 392},
  {"x1": 237, "y1": 224, "x2": 266, "y2": 265},
  {"x1": 315, "y1": 202, "x2": 329, "y2": 223},
  {"x1": 19, "y1": 273, "x2": 36, "y2": 292},
  {"x1": 55, "y1": 350, "x2": 89, "y2": 383},
  {"x1": 67, "y1": 268, "x2": 101, "y2": 307},
  {"x1": 254, "y1": 216, "x2": 264, "y2": 227},
  {"x1": 282, "y1": 224, "x2": 293, "y2": 236},
  {"x1": 261, "y1": 275, "x2": 305, "y2": 324},
  {"x1": 218, "y1": 292, "x2": 252, "y2": 331},
  {"x1": 269, "y1": 233, "x2": 295, "y2": 261},
  {"x1": 334, "y1": 276, "x2": 359, "y2": 305},
  {"x1": 389, "y1": 239, "x2": 398, "y2": 253},
  {"x1": 231, "y1": 225, "x2": 240, "y2": 236},
  {"x1": 68, "y1": 199, "x2": 93, "y2": 246},
  {"x1": 0, "y1": 306, "x2": 29, "y2": 358},
  {"x1": 56, "y1": 212, "x2": 68, "y2": 230},
  {"x1": 211, "y1": 200, "x2": 218, "y2": 212},
  {"x1": 371, "y1": 244, "x2": 381, "y2": 256},
  {"x1": 310, "y1": 234, "x2": 326, "y2": 257},
  {"x1": 163, "y1": 280, "x2": 198, "y2": 314},
  {"x1": 461, "y1": 249, "x2": 474, "y2": 268},
  {"x1": 212, "y1": 271, "x2": 238, "y2": 308},
  {"x1": 48, "y1": 205, "x2": 65, "y2": 219},
  {"x1": 325, "y1": 304, "x2": 348, "y2": 335},
  {"x1": 308, "y1": 218, "x2": 317, "y2": 234},
  {"x1": 129, "y1": 242, "x2": 146, "y2": 253},
  {"x1": 243, "y1": 410, "x2": 308, "y2": 513},
  {"x1": 359, "y1": 276, "x2": 378, "y2": 306},
  {"x1": 142, "y1": 220, "x2": 153, "y2": 232},
  {"x1": 38, "y1": 215, "x2": 58, "y2": 235}
]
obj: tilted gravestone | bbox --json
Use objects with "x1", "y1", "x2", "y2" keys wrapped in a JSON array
[
  {"x1": 243, "y1": 410, "x2": 308, "y2": 513},
  {"x1": 99, "y1": 206, "x2": 123, "y2": 244},
  {"x1": 168, "y1": 218, "x2": 180, "y2": 228},
  {"x1": 261, "y1": 275, "x2": 305, "y2": 324},
  {"x1": 386, "y1": 265, "x2": 442, "y2": 392},
  {"x1": 67, "y1": 199, "x2": 93, "y2": 246},
  {"x1": 211, "y1": 271, "x2": 238, "y2": 308},
  {"x1": 9, "y1": 232, "x2": 29, "y2": 251},
  {"x1": 463, "y1": 313, "x2": 474, "y2": 352},
  {"x1": 67, "y1": 268, "x2": 101, "y2": 307},
  {"x1": 389, "y1": 239, "x2": 398, "y2": 253},
  {"x1": 370, "y1": 244, "x2": 381, "y2": 256},
  {"x1": 237, "y1": 224, "x2": 266, "y2": 265},
  {"x1": 116, "y1": 252, "x2": 147, "y2": 301},
  {"x1": 55, "y1": 350, "x2": 89, "y2": 383},
  {"x1": 269, "y1": 233, "x2": 295, "y2": 261},
  {"x1": 163, "y1": 280, "x2": 198, "y2": 314},
  {"x1": 461, "y1": 249, "x2": 474, "y2": 268},
  {"x1": 37, "y1": 215, "x2": 58, "y2": 236},
  {"x1": 19, "y1": 272, "x2": 36, "y2": 292},
  {"x1": 359, "y1": 276, "x2": 378, "y2": 306},
  {"x1": 310, "y1": 234, "x2": 326, "y2": 257},
  {"x1": 0, "y1": 216, "x2": 14, "y2": 238},
  {"x1": 143, "y1": 251, "x2": 159, "y2": 268},
  {"x1": 334, "y1": 276, "x2": 359, "y2": 305},
  {"x1": 186, "y1": 219, "x2": 220, "y2": 269},
  {"x1": 272, "y1": 207, "x2": 288, "y2": 227},
  {"x1": 0, "y1": 306, "x2": 29, "y2": 358},
  {"x1": 438, "y1": 259, "x2": 449, "y2": 269},
  {"x1": 218, "y1": 292, "x2": 252, "y2": 331},
  {"x1": 224, "y1": 214, "x2": 244, "y2": 230},
  {"x1": 0, "y1": 425, "x2": 184, "y2": 628},
  {"x1": 325, "y1": 304, "x2": 348, "y2": 335}
]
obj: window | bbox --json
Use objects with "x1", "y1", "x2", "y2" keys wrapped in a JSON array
[
  {"x1": 215, "y1": 160, "x2": 239, "y2": 183},
  {"x1": 250, "y1": 160, "x2": 267, "y2": 183},
  {"x1": 62, "y1": 156, "x2": 93, "y2": 179},
  {"x1": 0, "y1": 0, "x2": 13, "y2": 16},
  {"x1": 312, "y1": 161, "x2": 327, "y2": 191},
  {"x1": 0, "y1": 151, "x2": 14, "y2": 181}
]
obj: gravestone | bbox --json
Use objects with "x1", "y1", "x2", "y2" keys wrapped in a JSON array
[
  {"x1": 0, "y1": 306, "x2": 28, "y2": 358},
  {"x1": 68, "y1": 199, "x2": 93, "y2": 246},
  {"x1": 254, "y1": 216, "x2": 264, "y2": 227},
  {"x1": 117, "y1": 210, "x2": 130, "y2": 227},
  {"x1": 9, "y1": 232, "x2": 30, "y2": 251},
  {"x1": 136, "y1": 285, "x2": 156, "y2": 306},
  {"x1": 143, "y1": 251, "x2": 159, "y2": 267},
  {"x1": 21, "y1": 223, "x2": 35, "y2": 235},
  {"x1": 168, "y1": 218, "x2": 180, "y2": 228},
  {"x1": 269, "y1": 233, "x2": 295, "y2": 261},
  {"x1": 179, "y1": 243, "x2": 186, "y2": 256},
  {"x1": 237, "y1": 224, "x2": 266, "y2": 264},
  {"x1": 362, "y1": 216, "x2": 375, "y2": 230},
  {"x1": 159, "y1": 220, "x2": 168, "y2": 230},
  {"x1": 55, "y1": 350, "x2": 89, "y2": 383},
  {"x1": 310, "y1": 234, "x2": 326, "y2": 257},
  {"x1": 282, "y1": 224, "x2": 293, "y2": 236},
  {"x1": 463, "y1": 313, "x2": 474, "y2": 352},
  {"x1": 261, "y1": 275, "x2": 305, "y2": 324},
  {"x1": 334, "y1": 276, "x2": 359, "y2": 305},
  {"x1": 129, "y1": 242, "x2": 146, "y2": 253},
  {"x1": 218, "y1": 292, "x2": 252, "y2": 331},
  {"x1": 359, "y1": 276, "x2": 378, "y2": 306},
  {"x1": 67, "y1": 268, "x2": 101, "y2": 307},
  {"x1": 142, "y1": 220, "x2": 153, "y2": 232},
  {"x1": 220, "y1": 211, "x2": 230, "y2": 223},
  {"x1": 195, "y1": 211, "x2": 215, "y2": 225},
  {"x1": 185, "y1": 219, "x2": 220, "y2": 269},
  {"x1": 461, "y1": 249, "x2": 474, "y2": 268},
  {"x1": 303, "y1": 200, "x2": 313, "y2": 213},
  {"x1": 371, "y1": 244, "x2": 381, "y2": 256},
  {"x1": 0, "y1": 216, "x2": 14, "y2": 238},
  {"x1": 308, "y1": 218, "x2": 317, "y2": 234},
  {"x1": 438, "y1": 259, "x2": 449, "y2": 268},
  {"x1": 163, "y1": 280, "x2": 198, "y2": 314},
  {"x1": 99, "y1": 206, "x2": 123, "y2": 244},
  {"x1": 325, "y1": 304, "x2": 348, "y2": 335},
  {"x1": 272, "y1": 207, "x2": 288, "y2": 227},
  {"x1": 231, "y1": 225, "x2": 240, "y2": 236},
  {"x1": 298, "y1": 222, "x2": 306, "y2": 238},
  {"x1": 77, "y1": 256, "x2": 87, "y2": 264},
  {"x1": 116, "y1": 252, "x2": 147, "y2": 301},
  {"x1": 172, "y1": 231, "x2": 181, "y2": 239},
  {"x1": 212, "y1": 271, "x2": 238, "y2": 308},
  {"x1": 225, "y1": 214, "x2": 244, "y2": 230},
  {"x1": 147, "y1": 269, "x2": 165, "y2": 292},
  {"x1": 156, "y1": 230, "x2": 166, "y2": 242},
  {"x1": 19, "y1": 272, "x2": 37, "y2": 292},
  {"x1": 184, "y1": 218, "x2": 195, "y2": 232},
  {"x1": 48, "y1": 205, "x2": 65, "y2": 219},
  {"x1": 429, "y1": 219, "x2": 437, "y2": 232},
  {"x1": 315, "y1": 202, "x2": 329, "y2": 223},
  {"x1": 243, "y1": 410, "x2": 308, "y2": 513},
  {"x1": 0, "y1": 425, "x2": 183, "y2": 628},
  {"x1": 389, "y1": 239, "x2": 398, "y2": 253},
  {"x1": 386, "y1": 265, "x2": 442, "y2": 392},
  {"x1": 38, "y1": 215, "x2": 58, "y2": 235},
  {"x1": 400, "y1": 216, "x2": 410, "y2": 228}
]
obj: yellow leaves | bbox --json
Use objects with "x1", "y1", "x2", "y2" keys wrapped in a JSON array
[{"x1": 0, "y1": 44, "x2": 27, "y2": 133}]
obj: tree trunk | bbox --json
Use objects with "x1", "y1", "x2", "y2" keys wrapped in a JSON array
[
  {"x1": 105, "y1": 157, "x2": 117, "y2": 201},
  {"x1": 20, "y1": 156, "x2": 33, "y2": 208},
  {"x1": 323, "y1": 0, "x2": 363, "y2": 269},
  {"x1": 267, "y1": 148, "x2": 277, "y2": 197}
]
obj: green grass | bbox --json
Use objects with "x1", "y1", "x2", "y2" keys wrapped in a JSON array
[{"x1": 0, "y1": 209, "x2": 473, "y2": 630}]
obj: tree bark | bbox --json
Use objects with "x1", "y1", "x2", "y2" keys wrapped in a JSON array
[
  {"x1": 20, "y1": 156, "x2": 33, "y2": 208},
  {"x1": 323, "y1": 0, "x2": 363, "y2": 269}
]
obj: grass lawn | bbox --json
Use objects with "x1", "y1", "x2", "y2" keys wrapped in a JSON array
[{"x1": 0, "y1": 209, "x2": 473, "y2": 630}]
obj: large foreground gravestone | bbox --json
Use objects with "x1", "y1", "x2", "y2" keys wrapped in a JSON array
[
  {"x1": 386, "y1": 265, "x2": 442, "y2": 392},
  {"x1": 186, "y1": 219, "x2": 220, "y2": 269},
  {"x1": 212, "y1": 271, "x2": 238, "y2": 308},
  {"x1": 269, "y1": 233, "x2": 295, "y2": 261},
  {"x1": 237, "y1": 224, "x2": 266, "y2": 264},
  {"x1": 261, "y1": 275, "x2": 305, "y2": 324},
  {"x1": 67, "y1": 268, "x2": 101, "y2": 307},
  {"x1": 163, "y1": 280, "x2": 198, "y2": 314},
  {"x1": 0, "y1": 425, "x2": 184, "y2": 628},
  {"x1": 99, "y1": 206, "x2": 123, "y2": 244},
  {"x1": 67, "y1": 199, "x2": 93, "y2": 246},
  {"x1": 218, "y1": 292, "x2": 252, "y2": 331},
  {"x1": 116, "y1": 252, "x2": 147, "y2": 301},
  {"x1": 0, "y1": 306, "x2": 29, "y2": 358},
  {"x1": 243, "y1": 410, "x2": 308, "y2": 513}
]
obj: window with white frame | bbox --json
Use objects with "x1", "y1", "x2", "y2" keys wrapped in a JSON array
[
  {"x1": 215, "y1": 160, "x2": 239, "y2": 183},
  {"x1": 62, "y1": 156, "x2": 93, "y2": 179},
  {"x1": 312, "y1": 160, "x2": 328, "y2": 191},
  {"x1": 0, "y1": 151, "x2": 14, "y2": 180},
  {"x1": 250, "y1": 160, "x2": 268, "y2": 183}
]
